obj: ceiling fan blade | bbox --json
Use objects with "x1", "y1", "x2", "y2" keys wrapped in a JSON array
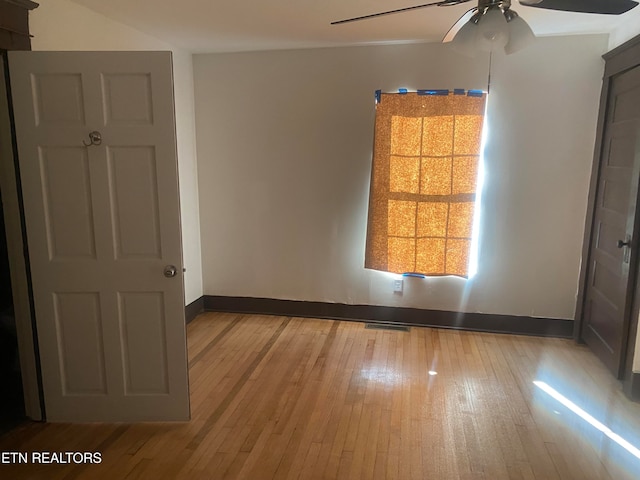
[
  {"x1": 519, "y1": 0, "x2": 638, "y2": 14},
  {"x1": 331, "y1": 0, "x2": 473, "y2": 25},
  {"x1": 442, "y1": 8, "x2": 477, "y2": 42}
]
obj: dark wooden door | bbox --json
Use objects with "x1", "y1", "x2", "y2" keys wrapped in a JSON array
[{"x1": 581, "y1": 65, "x2": 640, "y2": 376}]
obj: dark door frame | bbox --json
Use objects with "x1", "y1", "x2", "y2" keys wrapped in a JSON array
[
  {"x1": 575, "y1": 33, "x2": 640, "y2": 401},
  {"x1": 0, "y1": 0, "x2": 44, "y2": 420}
]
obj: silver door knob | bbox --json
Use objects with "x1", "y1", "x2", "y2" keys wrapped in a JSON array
[{"x1": 163, "y1": 265, "x2": 177, "y2": 278}]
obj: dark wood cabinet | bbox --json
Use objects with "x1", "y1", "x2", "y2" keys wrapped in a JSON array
[{"x1": 0, "y1": 0, "x2": 38, "y2": 51}]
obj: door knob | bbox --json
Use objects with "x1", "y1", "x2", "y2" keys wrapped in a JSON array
[
  {"x1": 163, "y1": 265, "x2": 177, "y2": 278},
  {"x1": 617, "y1": 239, "x2": 631, "y2": 248}
]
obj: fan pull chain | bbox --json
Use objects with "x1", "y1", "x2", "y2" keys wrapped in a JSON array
[{"x1": 487, "y1": 51, "x2": 492, "y2": 94}]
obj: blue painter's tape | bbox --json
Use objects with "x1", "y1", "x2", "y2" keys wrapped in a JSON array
[
  {"x1": 403, "y1": 273, "x2": 426, "y2": 278},
  {"x1": 375, "y1": 89, "x2": 381, "y2": 103},
  {"x1": 418, "y1": 89, "x2": 449, "y2": 96},
  {"x1": 454, "y1": 89, "x2": 465, "y2": 95},
  {"x1": 398, "y1": 88, "x2": 408, "y2": 94},
  {"x1": 468, "y1": 89, "x2": 484, "y2": 97}
]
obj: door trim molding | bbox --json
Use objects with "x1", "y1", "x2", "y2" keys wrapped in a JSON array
[
  {"x1": 576, "y1": 33, "x2": 640, "y2": 391},
  {"x1": 573, "y1": 56, "x2": 612, "y2": 344},
  {"x1": 604, "y1": 34, "x2": 640, "y2": 78},
  {"x1": 201, "y1": 295, "x2": 573, "y2": 338},
  {"x1": 623, "y1": 372, "x2": 640, "y2": 402}
]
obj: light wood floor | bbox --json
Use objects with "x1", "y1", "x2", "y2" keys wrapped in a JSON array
[{"x1": 2, "y1": 312, "x2": 640, "y2": 479}]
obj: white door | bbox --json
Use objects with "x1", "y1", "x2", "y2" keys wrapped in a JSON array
[{"x1": 9, "y1": 51, "x2": 190, "y2": 422}]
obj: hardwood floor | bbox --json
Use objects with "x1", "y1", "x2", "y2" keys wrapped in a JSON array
[{"x1": 1, "y1": 312, "x2": 640, "y2": 479}]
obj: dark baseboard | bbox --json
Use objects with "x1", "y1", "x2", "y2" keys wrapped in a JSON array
[
  {"x1": 202, "y1": 295, "x2": 573, "y2": 338},
  {"x1": 185, "y1": 297, "x2": 205, "y2": 324},
  {"x1": 624, "y1": 372, "x2": 640, "y2": 402}
]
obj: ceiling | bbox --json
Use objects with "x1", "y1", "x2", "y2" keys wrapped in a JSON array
[{"x1": 69, "y1": 0, "x2": 638, "y2": 53}]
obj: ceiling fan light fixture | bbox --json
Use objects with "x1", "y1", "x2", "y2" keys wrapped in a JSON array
[
  {"x1": 475, "y1": 6, "x2": 509, "y2": 51},
  {"x1": 450, "y1": 3, "x2": 536, "y2": 55},
  {"x1": 504, "y1": 13, "x2": 535, "y2": 54},
  {"x1": 450, "y1": 16, "x2": 479, "y2": 56}
]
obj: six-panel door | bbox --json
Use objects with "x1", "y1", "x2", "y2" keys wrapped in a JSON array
[{"x1": 9, "y1": 51, "x2": 190, "y2": 421}]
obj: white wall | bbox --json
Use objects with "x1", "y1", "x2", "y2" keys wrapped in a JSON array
[
  {"x1": 29, "y1": 0, "x2": 203, "y2": 305},
  {"x1": 608, "y1": 7, "x2": 640, "y2": 50},
  {"x1": 193, "y1": 35, "x2": 607, "y2": 320}
]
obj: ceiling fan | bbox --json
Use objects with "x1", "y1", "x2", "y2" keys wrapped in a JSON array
[{"x1": 331, "y1": 0, "x2": 639, "y2": 54}]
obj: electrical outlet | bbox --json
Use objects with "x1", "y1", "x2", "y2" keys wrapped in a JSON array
[{"x1": 393, "y1": 278, "x2": 403, "y2": 293}]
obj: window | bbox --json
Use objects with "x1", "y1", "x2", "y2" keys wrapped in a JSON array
[{"x1": 364, "y1": 91, "x2": 487, "y2": 277}]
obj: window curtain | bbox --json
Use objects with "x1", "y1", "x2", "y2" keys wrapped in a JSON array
[{"x1": 364, "y1": 91, "x2": 487, "y2": 277}]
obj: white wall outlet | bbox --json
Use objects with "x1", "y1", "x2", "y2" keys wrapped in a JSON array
[{"x1": 393, "y1": 278, "x2": 403, "y2": 293}]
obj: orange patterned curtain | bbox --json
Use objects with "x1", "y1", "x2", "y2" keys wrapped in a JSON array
[{"x1": 365, "y1": 91, "x2": 487, "y2": 277}]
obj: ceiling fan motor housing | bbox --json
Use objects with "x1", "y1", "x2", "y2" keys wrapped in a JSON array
[{"x1": 478, "y1": 0, "x2": 512, "y2": 16}]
